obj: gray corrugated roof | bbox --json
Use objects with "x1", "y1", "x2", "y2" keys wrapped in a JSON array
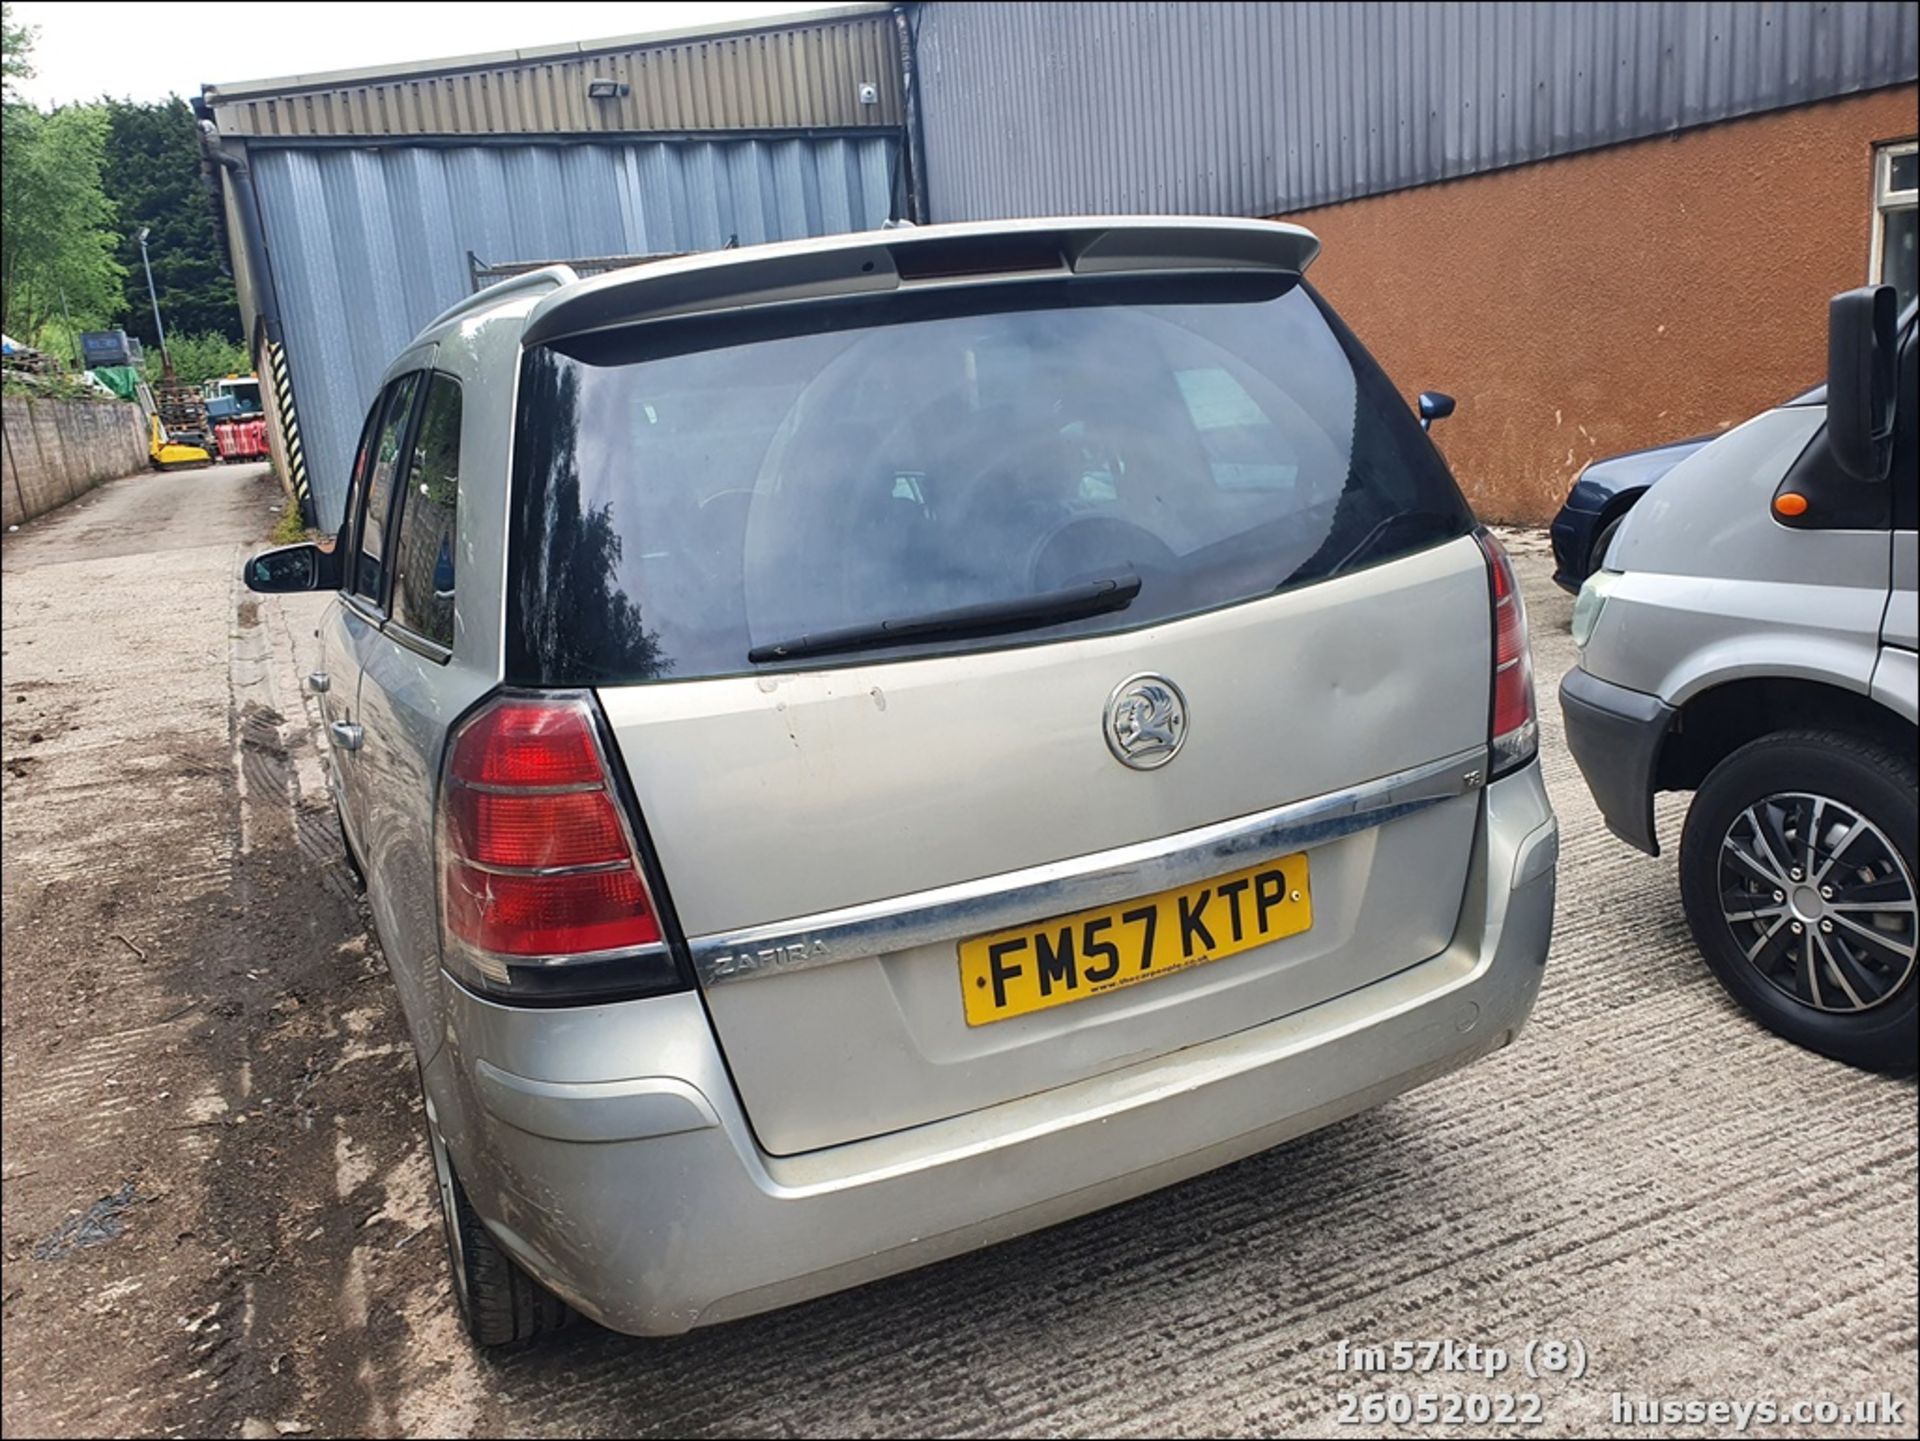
[{"x1": 204, "y1": 4, "x2": 903, "y2": 137}]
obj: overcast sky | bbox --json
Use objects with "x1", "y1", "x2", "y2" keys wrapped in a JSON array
[{"x1": 8, "y1": 1, "x2": 833, "y2": 107}]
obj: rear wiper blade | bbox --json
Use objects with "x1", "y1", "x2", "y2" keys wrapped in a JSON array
[
  {"x1": 747, "y1": 573, "x2": 1142, "y2": 664},
  {"x1": 1311, "y1": 509, "x2": 1461, "y2": 581}
]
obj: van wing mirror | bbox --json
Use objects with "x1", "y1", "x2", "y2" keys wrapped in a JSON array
[
  {"x1": 1418, "y1": 391, "x2": 1456, "y2": 432},
  {"x1": 244, "y1": 542, "x2": 342, "y2": 593},
  {"x1": 1826, "y1": 285, "x2": 1897, "y2": 481}
]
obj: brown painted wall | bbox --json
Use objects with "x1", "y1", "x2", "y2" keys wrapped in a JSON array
[{"x1": 1283, "y1": 86, "x2": 1919, "y2": 523}]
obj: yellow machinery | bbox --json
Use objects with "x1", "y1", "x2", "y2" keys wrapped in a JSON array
[{"x1": 149, "y1": 412, "x2": 212, "y2": 469}]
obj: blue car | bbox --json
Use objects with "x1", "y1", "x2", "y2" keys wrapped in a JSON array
[{"x1": 1548, "y1": 434, "x2": 1713, "y2": 592}]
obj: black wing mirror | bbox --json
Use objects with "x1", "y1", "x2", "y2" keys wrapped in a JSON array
[
  {"x1": 1826, "y1": 285, "x2": 1897, "y2": 481},
  {"x1": 244, "y1": 542, "x2": 342, "y2": 593},
  {"x1": 1418, "y1": 391, "x2": 1456, "y2": 432}
]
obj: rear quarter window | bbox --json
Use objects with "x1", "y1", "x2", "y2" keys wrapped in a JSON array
[
  {"x1": 353, "y1": 372, "x2": 421, "y2": 606},
  {"x1": 388, "y1": 374, "x2": 461, "y2": 651},
  {"x1": 507, "y1": 275, "x2": 1471, "y2": 684}
]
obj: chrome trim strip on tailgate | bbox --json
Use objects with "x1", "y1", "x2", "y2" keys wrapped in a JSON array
[{"x1": 689, "y1": 747, "x2": 1490, "y2": 986}]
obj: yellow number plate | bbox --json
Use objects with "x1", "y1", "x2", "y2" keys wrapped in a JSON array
[{"x1": 958, "y1": 853, "x2": 1312, "y2": 1026}]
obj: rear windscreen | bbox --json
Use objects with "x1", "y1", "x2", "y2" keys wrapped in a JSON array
[{"x1": 506, "y1": 274, "x2": 1472, "y2": 684}]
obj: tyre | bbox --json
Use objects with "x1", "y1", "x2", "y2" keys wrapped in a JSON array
[
  {"x1": 1587, "y1": 515, "x2": 1625, "y2": 577},
  {"x1": 425, "y1": 1098, "x2": 576, "y2": 1347},
  {"x1": 332, "y1": 798, "x2": 366, "y2": 892},
  {"x1": 1679, "y1": 729, "x2": 1918, "y2": 1072}
]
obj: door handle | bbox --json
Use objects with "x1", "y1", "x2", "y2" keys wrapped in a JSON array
[
  {"x1": 306, "y1": 670, "x2": 331, "y2": 694},
  {"x1": 328, "y1": 720, "x2": 364, "y2": 752}
]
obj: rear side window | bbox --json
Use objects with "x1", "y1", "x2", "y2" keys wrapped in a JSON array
[
  {"x1": 507, "y1": 275, "x2": 1471, "y2": 684},
  {"x1": 389, "y1": 375, "x2": 462, "y2": 651},
  {"x1": 352, "y1": 372, "x2": 420, "y2": 606},
  {"x1": 336, "y1": 403, "x2": 380, "y2": 554}
]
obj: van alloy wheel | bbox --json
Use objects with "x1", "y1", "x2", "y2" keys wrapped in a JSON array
[
  {"x1": 1717, "y1": 792, "x2": 1918, "y2": 1014},
  {"x1": 1681, "y1": 730, "x2": 1918, "y2": 1072}
]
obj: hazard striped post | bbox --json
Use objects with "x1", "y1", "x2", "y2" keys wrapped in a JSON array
[{"x1": 264, "y1": 338, "x2": 315, "y2": 528}]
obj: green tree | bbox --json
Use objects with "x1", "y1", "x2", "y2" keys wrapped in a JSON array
[
  {"x1": 2, "y1": 4, "x2": 32, "y2": 106},
  {"x1": 143, "y1": 329, "x2": 248, "y2": 386},
  {"x1": 3, "y1": 4, "x2": 40, "y2": 331},
  {"x1": 3, "y1": 6, "x2": 126, "y2": 345},
  {"x1": 104, "y1": 98, "x2": 240, "y2": 346},
  {"x1": 1, "y1": 5, "x2": 32, "y2": 303},
  {"x1": 1, "y1": 102, "x2": 126, "y2": 342}
]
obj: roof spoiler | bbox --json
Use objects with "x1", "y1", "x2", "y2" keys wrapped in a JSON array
[
  {"x1": 425, "y1": 264, "x2": 580, "y2": 337},
  {"x1": 522, "y1": 217, "x2": 1319, "y2": 348}
]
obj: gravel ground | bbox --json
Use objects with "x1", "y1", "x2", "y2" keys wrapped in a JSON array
[{"x1": 0, "y1": 471, "x2": 1913, "y2": 1439}]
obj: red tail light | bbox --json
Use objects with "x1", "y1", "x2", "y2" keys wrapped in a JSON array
[
  {"x1": 1477, "y1": 532, "x2": 1538, "y2": 777},
  {"x1": 437, "y1": 694, "x2": 674, "y2": 1000}
]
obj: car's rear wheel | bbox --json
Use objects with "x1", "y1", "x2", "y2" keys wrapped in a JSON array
[
  {"x1": 332, "y1": 798, "x2": 366, "y2": 892},
  {"x1": 1679, "y1": 729, "x2": 1918, "y2": 1072},
  {"x1": 425, "y1": 1097, "x2": 576, "y2": 1347}
]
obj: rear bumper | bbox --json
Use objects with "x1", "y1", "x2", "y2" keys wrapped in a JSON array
[
  {"x1": 1559, "y1": 666, "x2": 1674, "y2": 856},
  {"x1": 428, "y1": 765, "x2": 1557, "y2": 1337}
]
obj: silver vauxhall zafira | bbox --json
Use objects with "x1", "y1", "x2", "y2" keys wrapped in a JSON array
[{"x1": 246, "y1": 217, "x2": 1558, "y2": 1345}]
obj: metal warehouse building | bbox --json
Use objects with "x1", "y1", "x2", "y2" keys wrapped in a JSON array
[
  {"x1": 908, "y1": 0, "x2": 1919, "y2": 520},
  {"x1": 198, "y1": 4, "x2": 908, "y2": 528},
  {"x1": 203, "y1": 2, "x2": 1918, "y2": 526}
]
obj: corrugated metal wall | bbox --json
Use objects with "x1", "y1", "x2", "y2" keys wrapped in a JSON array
[
  {"x1": 206, "y1": 8, "x2": 904, "y2": 137},
  {"x1": 914, "y1": 1, "x2": 1920, "y2": 220},
  {"x1": 252, "y1": 137, "x2": 898, "y2": 526}
]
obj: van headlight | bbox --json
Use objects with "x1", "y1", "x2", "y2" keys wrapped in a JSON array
[{"x1": 1570, "y1": 570, "x2": 1621, "y2": 649}]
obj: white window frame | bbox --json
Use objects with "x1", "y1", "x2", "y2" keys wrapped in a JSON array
[{"x1": 1869, "y1": 139, "x2": 1917, "y2": 289}]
